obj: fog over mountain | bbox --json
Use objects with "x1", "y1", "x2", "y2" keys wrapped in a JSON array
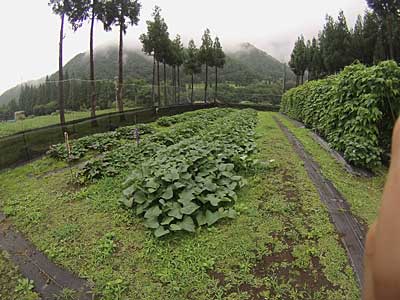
[
  {"x1": 0, "y1": 0, "x2": 367, "y2": 96},
  {"x1": 0, "y1": 42, "x2": 294, "y2": 106}
]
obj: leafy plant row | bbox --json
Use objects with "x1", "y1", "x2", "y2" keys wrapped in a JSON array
[
  {"x1": 120, "y1": 109, "x2": 258, "y2": 237},
  {"x1": 77, "y1": 108, "x2": 235, "y2": 182},
  {"x1": 281, "y1": 61, "x2": 400, "y2": 169},
  {"x1": 47, "y1": 124, "x2": 155, "y2": 161},
  {"x1": 156, "y1": 109, "x2": 228, "y2": 127}
]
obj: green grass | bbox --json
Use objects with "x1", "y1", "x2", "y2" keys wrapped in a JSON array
[
  {"x1": 0, "y1": 250, "x2": 39, "y2": 300},
  {"x1": 0, "y1": 111, "x2": 363, "y2": 299},
  {"x1": 276, "y1": 113, "x2": 385, "y2": 225},
  {"x1": 0, "y1": 108, "x2": 137, "y2": 138}
]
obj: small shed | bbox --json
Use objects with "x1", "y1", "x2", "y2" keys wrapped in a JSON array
[{"x1": 14, "y1": 111, "x2": 26, "y2": 121}]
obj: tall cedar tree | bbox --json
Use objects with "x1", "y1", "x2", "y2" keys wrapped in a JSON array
[
  {"x1": 184, "y1": 40, "x2": 202, "y2": 103},
  {"x1": 289, "y1": 35, "x2": 307, "y2": 85},
  {"x1": 212, "y1": 37, "x2": 226, "y2": 103},
  {"x1": 351, "y1": 15, "x2": 365, "y2": 63},
  {"x1": 366, "y1": 0, "x2": 400, "y2": 59},
  {"x1": 49, "y1": 0, "x2": 72, "y2": 125},
  {"x1": 363, "y1": 11, "x2": 381, "y2": 65},
  {"x1": 172, "y1": 35, "x2": 185, "y2": 103},
  {"x1": 199, "y1": 29, "x2": 214, "y2": 103},
  {"x1": 139, "y1": 6, "x2": 168, "y2": 106},
  {"x1": 309, "y1": 37, "x2": 324, "y2": 79},
  {"x1": 140, "y1": 7, "x2": 157, "y2": 105},
  {"x1": 319, "y1": 12, "x2": 352, "y2": 74},
  {"x1": 69, "y1": 0, "x2": 106, "y2": 118},
  {"x1": 103, "y1": 0, "x2": 141, "y2": 112}
]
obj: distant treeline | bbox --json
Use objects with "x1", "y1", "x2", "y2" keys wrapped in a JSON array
[
  {"x1": 289, "y1": 1, "x2": 400, "y2": 84},
  {"x1": 0, "y1": 77, "x2": 282, "y2": 121}
]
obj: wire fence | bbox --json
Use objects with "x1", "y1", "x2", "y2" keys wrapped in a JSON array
[
  {"x1": 0, "y1": 78, "x2": 282, "y2": 170},
  {"x1": 0, "y1": 103, "x2": 216, "y2": 171}
]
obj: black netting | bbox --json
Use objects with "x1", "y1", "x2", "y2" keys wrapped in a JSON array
[
  {"x1": 0, "y1": 102, "x2": 279, "y2": 170},
  {"x1": 0, "y1": 104, "x2": 214, "y2": 170}
]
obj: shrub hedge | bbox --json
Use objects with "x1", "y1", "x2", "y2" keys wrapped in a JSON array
[{"x1": 280, "y1": 61, "x2": 400, "y2": 169}]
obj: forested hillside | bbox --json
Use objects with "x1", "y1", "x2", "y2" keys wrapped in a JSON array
[
  {"x1": 0, "y1": 43, "x2": 291, "y2": 109},
  {"x1": 228, "y1": 43, "x2": 286, "y2": 82}
]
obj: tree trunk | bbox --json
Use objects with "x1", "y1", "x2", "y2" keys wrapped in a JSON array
[
  {"x1": 172, "y1": 66, "x2": 176, "y2": 104},
  {"x1": 387, "y1": 15, "x2": 394, "y2": 60},
  {"x1": 152, "y1": 56, "x2": 155, "y2": 106},
  {"x1": 191, "y1": 74, "x2": 194, "y2": 104},
  {"x1": 215, "y1": 66, "x2": 218, "y2": 104},
  {"x1": 89, "y1": 9, "x2": 97, "y2": 119},
  {"x1": 204, "y1": 64, "x2": 208, "y2": 103},
  {"x1": 58, "y1": 13, "x2": 66, "y2": 126},
  {"x1": 163, "y1": 61, "x2": 167, "y2": 106},
  {"x1": 117, "y1": 23, "x2": 124, "y2": 112},
  {"x1": 157, "y1": 60, "x2": 160, "y2": 107},
  {"x1": 177, "y1": 66, "x2": 181, "y2": 104}
]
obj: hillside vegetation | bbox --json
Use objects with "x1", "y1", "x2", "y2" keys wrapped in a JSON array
[{"x1": 0, "y1": 43, "x2": 293, "y2": 108}]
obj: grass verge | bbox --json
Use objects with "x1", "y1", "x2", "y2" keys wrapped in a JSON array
[
  {"x1": 276, "y1": 113, "x2": 385, "y2": 225},
  {"x1": 0, "y1": 107, "x2": 137, "y2": 138}
]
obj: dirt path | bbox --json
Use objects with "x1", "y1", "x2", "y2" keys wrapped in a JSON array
[
  {"x1": 279, "y1": 114, "x2": 372, "y2": 177},
  {"x1": 0, "y1": 212, "x2": 95, "y2": 300},
  {"x1": 274, "y1": 116, "x2": 366, "y2": 287}
]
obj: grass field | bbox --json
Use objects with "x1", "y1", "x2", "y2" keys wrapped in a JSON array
[
  {"x1": 0, "y1": 108, "x2": 134, "y2": 138},
  {"x1": 0, "y1": 109, "x2": 385, "y2": 299}
]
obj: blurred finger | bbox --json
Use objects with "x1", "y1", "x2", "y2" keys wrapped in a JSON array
[{"x1": 363, "y1": 222, "x2": 377, "y2": 300}]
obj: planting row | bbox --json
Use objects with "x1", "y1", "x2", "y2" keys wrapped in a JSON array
[
  {"x1": 75, "y1": 108, "x2": 235, "y2": 182},
  {"x1": 121, "y1": 109, "x2": 258, "y2": 237},
  {"x1": 280, "y1": 60, "x2": 400, "y2": 169}
]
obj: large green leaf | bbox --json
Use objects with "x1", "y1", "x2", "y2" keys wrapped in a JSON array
[
  {"x1": 162, "y1": 169, "x2": 180, "y2": 182},
  {"x1": 181, "y1": 202, "x2": 200, "y2": 215},
  {"x1": 161, "y1": 216, "x2": 174, "y2": 225},
  {"x1": 178, "y1": 190, "x2": 195, "y2": 205},
  {"x1": 120, "y1": 197, "x2": 133, "y2": 208},
  {"x1": 144, "y1": 205, "x2": 162, "y2": 219},
  {"x1": 195, "y1": 210, "x2": 207, "y2": 226},
  {"x1": 168, "y1": 203, "x2": 183, "y2": 220},
  {"x1": 144, "y1": 217, "x2": 160, "y2": 229},
  {"x1": 205, "y1": 210, "x2": 222, "y2": 226},
  {"x1": 122, "y1": 186, "x2": 135, "y2": 198},
  {"x1": 161, "y1": 186, "x2": 174, "y2": 200},
  {"x1": 170, "y1": 216, "x2": 195, "y2": 232},
  {"x1": 134, "y1": 191, "x2": 147, "y2": 204},
  {"x1": 154, "y1": 226, "x2": 170, "y2": 237}
]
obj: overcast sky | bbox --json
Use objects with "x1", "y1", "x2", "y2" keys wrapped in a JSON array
[{"x1": 0, "y1": 0, "x2": 368, "y2": 95}]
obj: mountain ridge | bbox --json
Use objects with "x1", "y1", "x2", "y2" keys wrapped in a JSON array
[{"x1": 0, "y1": 43, "x2": 292, "y2": 106}]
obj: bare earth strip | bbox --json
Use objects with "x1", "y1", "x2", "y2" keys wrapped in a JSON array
[{"x1": 273, "y1": 116, "x2": 366, "y2": 287}]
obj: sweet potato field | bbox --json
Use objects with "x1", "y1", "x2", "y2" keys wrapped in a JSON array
[{"x1": 0, "y1": 108, "x2": 385, "y2": 300}]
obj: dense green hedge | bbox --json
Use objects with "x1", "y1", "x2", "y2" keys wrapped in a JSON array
[{"x1": 281, "y1": 61, "x2": 400, "y2": 169}]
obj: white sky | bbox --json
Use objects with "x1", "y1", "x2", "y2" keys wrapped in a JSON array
[{"x1": 0, "y1": 0, "x2": 367, "y2": 95}]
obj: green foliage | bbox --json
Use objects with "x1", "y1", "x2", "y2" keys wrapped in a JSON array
[
  {"x1": 0, "y1": 112, "x2": 369, "y2": 299},
  {"x1": 95, "y1": 232, "x2": 117, "y2": 263},
  {"x1": 199, "y1": 29, "x2": 214, "y2": 66},
  {"x1": 0, "y1": 251, "x2": 39, "y2": 300},
  {"x1": 14, "y1": 279, "x2": 35, "y2": 295},
  {"x1": 184, "y1": 40, "x2": 202, "y2": 77},
  {"x1": 121, "y1": 109, "x2": 258, "y2": 237},
  {"x1": 281, "y1": 60, "x2": 400, "y2": 169},
  {"x1": 47, "y1": 123, "x2": 155, "y2": 161},
  {"x1": 77, "y1": 108, "x2": 234, "y2": 182},
  {"x1": 289, "y1": 35, "x2": 307, "y2": 82}
]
